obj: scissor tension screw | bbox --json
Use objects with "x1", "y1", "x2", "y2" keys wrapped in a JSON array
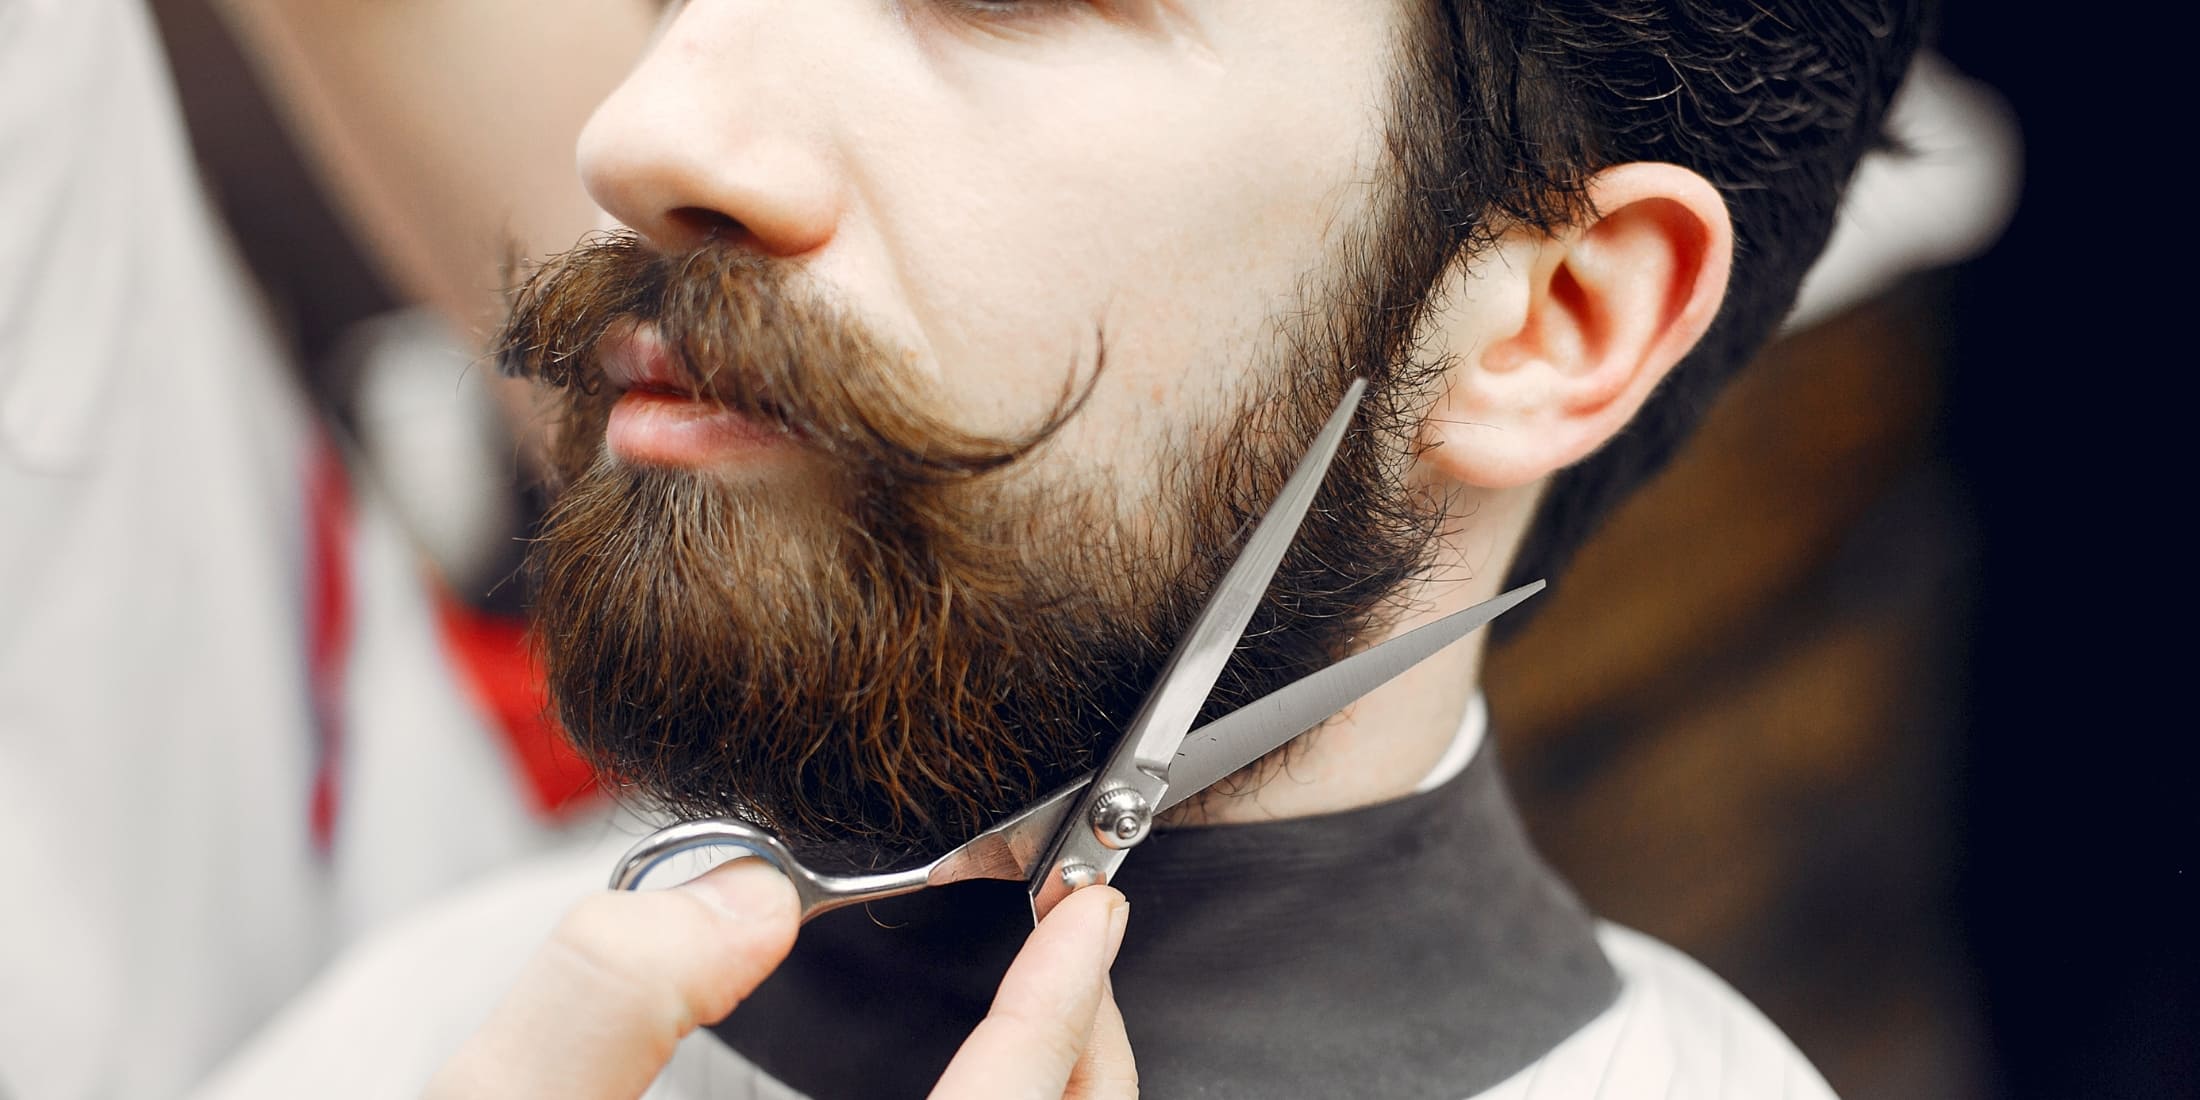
[{"x1": 1090, "y1": 787, "x2": 1153, "y2": 849}]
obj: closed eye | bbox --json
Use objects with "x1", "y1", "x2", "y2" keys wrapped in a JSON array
[{"x1": 934, "y1": 0, "x2": 1090, "y2": 22}]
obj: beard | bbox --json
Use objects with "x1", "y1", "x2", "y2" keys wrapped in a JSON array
[{"x1": 496, "y1": 180, "x2": 1457, "y2": 872}]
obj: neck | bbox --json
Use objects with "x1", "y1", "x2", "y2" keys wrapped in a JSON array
[
  {"x1": 1180, "y1": 573, "x2": 1501, "y2": 826},
  {"x1": 1178, "y1": 476, "x2": 1535, "y2": 825}
]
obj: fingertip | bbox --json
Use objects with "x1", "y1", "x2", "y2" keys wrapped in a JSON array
[
  {"x1": 1056, "y1": 883, "x2": 1124, "y2": 920},
  {"x1": 933, "y1": 887, "x2": 1135, "y2": 1099},
  {"x1": 1044, "y1": 885, "x2": 1129, "y2": 972},
  {"x1": 682, "y1": 857, "x2": 800, "y2": 931}
]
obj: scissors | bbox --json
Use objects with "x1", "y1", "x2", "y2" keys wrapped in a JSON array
[{"x1": 610, "y1": 378, "x2": 1545, "y2": 922}]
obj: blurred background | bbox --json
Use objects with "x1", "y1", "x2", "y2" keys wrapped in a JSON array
[{"x1": 134, "y1": 0, "x2": 2190, "y2": 1096}]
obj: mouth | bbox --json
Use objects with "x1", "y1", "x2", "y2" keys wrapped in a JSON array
[{"x1": 599, "y1": 321, "x2": 799, "y2": 471}]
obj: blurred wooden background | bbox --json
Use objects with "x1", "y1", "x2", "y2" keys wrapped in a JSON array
[{"x1": 1486, "y1": 288, "x2": 1982, "y2": 1098}]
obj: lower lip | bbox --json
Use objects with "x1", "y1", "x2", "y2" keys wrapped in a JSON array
[{"x1": 605, "y1": 390, "x2": 795, "y2": 469}]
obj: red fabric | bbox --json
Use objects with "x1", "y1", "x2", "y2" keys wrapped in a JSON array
[
  {"x1": 305, "y1": 434, "x2": 595, "y2": 840},
  {"x1": 434, "y1": 593, "x2": 599, "y2": 818},
  {"x1": 303, "y1": 435, "x2": 594, "y2": 831},
  {"x1": 304, "y1": 438, "x2": 353, "y2": 855}
]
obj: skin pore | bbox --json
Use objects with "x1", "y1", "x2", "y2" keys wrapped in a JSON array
[{"x1": 523, "y1": 0, "x2": 1733, "y2": 852}]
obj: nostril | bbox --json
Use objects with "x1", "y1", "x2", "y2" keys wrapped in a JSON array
[{"x1": 667, "y1": 206, "x2": 745, "y2": 246}]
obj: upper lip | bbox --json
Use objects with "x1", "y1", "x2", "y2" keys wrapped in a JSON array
[
  {"x1": 600, "y1": 320, "x2": 693, "y2": 397},
  {"x1": 599, "y1": 318, "x2": 797, "y2": 431}
]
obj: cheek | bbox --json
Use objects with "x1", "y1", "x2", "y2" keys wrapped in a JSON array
[{"x1": 870, "y1": 63, "x2": 1388, "y2": 487}]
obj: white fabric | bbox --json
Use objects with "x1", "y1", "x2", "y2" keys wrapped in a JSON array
[
  {"x1": 192, "y1": 822, "x2": 1833, "y2": 1100},
  {"x1": 0, "y1": 3, "x2": 554, "y2": 1096},
  {"x1": 1786, "y1": 51, "x2": 2021, "y2": 331},
  {"x1": 346, "y1": 310, "x2": 522, "y2": 594},
  {"x1": 1467, "y1": 927, "x2": 1836, "y2": 1100},
  {"x1": 1414, "y1": 692, "x2": 1487, "y2": 794},
  {"x1": 187, "y1": 826, "x2": 639, "y2": 1100}
]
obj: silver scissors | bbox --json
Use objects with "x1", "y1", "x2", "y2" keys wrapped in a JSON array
[{"x1": 610, "y1": 378, "x2": 1544, "y2": 922}]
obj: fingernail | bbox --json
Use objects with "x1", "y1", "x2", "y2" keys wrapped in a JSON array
[{"x1": 1102, "y1": 896, "x2": 1130, "y2": 969}]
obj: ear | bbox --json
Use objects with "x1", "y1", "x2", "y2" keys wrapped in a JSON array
[{"x1": 1416, "y1": 163, "x2": 1733, "y2": 490}]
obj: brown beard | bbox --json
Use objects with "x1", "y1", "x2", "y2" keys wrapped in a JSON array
[{"x1": 496, "y1": 165, "x2": 1456, "y2": 872}]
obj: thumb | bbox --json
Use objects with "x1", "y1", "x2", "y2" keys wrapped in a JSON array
[
  {"x1": 930, "y1": 886, "x2": 1131, "y2": 1099},
  {"x1": 426, "y1": 859, "x2": 800, "y2": 1100}
]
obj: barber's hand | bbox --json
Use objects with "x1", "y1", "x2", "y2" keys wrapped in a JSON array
[{"x1": 424, "y1": 859, "x2": 1137, "y2": 1099}]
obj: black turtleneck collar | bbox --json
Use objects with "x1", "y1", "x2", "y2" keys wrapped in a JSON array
[{"x1": 712, "y1": 742, "x2": 1617, "y2": 1098}]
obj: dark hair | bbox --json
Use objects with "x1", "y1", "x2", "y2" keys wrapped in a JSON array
[{"x1": 1400, "y1": 0, "x2": 1926, "y2": 593}]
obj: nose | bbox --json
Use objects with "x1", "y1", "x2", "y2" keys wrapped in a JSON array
[{"x1": 578, "y1": 4, "x2": 846, "y2": 257}]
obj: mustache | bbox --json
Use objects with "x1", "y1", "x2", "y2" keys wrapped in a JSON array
[{"x1": 494, "y1": 232, "x2": 1096, "y2": 487}]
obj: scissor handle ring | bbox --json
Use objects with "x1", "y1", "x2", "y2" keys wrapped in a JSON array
[
  {"x1": 608, "y1": 817, "x2": 931, "y2": 923},
  {"x1": 609, "y1": 817, "x2": 788, "y2": 886}
]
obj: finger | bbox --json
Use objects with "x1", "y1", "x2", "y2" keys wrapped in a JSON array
[
  {"x1": 1064, "y1": 978, "x2": 1138, "y2": 1099},
  {"x1": 425, "y1": 859, "x2": 800, "y2": 1100},
  {"x1": 929, "y1": 886, "x2": 1130, "y2": 1100}
]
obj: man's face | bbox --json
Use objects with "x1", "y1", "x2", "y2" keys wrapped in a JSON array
[
  {"x1": 500, "y1": 0, "x2": 1457, "y2": 867},
  {"x1": 580, "y1": 1, "x2": 1414, "y2": 465}
]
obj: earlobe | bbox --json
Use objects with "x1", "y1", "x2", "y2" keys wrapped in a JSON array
[{"x1": 1416, "y1": 162, "x2": 1733, "y2": 491}]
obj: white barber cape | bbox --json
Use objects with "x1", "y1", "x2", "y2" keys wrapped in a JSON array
[
  {"x1": 194, "y1": 703, "x2": 1838, "y2": 1100},
  {"x1": 0, "y1": 3, "x2": 571, "y2": 1096}
]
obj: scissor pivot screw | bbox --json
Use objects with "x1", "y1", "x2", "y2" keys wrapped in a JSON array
[{"x1": 1090, "y1": 787, "x2": 1153, "y2": 849}]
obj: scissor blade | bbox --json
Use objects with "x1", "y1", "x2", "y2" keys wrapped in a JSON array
[
  {"x1": 927, "y1": 779, "x2": 1091, "y2": 887},
  {"x1": 1159, "y1": 580, "x2": 1545, "y2": 813},
  {"x1": 1103, "y1": 378, "x2": 1369, "y2": 783},
  {"x1": 1026, "y1": 381, "x2": 1370, "y2": 920}
]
